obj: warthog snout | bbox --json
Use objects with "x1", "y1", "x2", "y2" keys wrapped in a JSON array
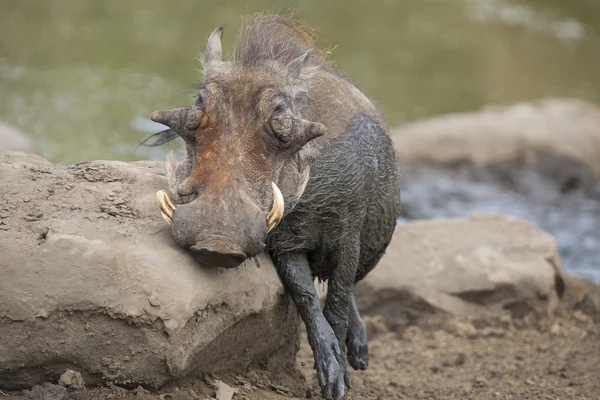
[{"x1": 156, "y1": 182, "x2": 283, "y2": 268}]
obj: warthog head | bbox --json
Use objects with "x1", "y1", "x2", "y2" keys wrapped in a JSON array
[{"x1": 151, "y1": 21, "x2": 326, "y2": 268}]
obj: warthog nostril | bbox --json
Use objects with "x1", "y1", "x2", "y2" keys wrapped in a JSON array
[{"x1": 189, "y1": 242, "x2": 248, "y2": 269}]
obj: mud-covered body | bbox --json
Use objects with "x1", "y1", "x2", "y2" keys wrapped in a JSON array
[{"x1": 268, "y1": 113, "x2": 401, "y2": 283}]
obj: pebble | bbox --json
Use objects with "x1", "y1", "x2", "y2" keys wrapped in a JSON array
[
  {"x1": 58, "y1": 369, "x2": 85, "y2": 390},
  {"x1": 550, "y1": 323, "x2": 562, "y2": 336}
]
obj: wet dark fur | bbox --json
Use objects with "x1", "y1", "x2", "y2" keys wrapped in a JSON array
[{"x1": 268, "y1": 113, "x2": 401, "y2": 282}]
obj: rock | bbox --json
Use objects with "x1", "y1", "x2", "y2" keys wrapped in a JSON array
[
  {"x1": 214, "y1": 380, "x2": 237, "y2": 400},
  {"x1": 0, "y1": 151, "x2": 299, "y2": 390},
  {"x1": 550, "y1": 323, "x2": 562, "y2": 336},
  {"x1": 392, "y1": 98, "x2": 600, "y2": 174},
  {"x1": 356, "y1": 215, "x2": 567, "y2": 325},
  {"x1": 0, "y1": 122, "x2": 34, "y2": 153},
  {"x1": 133, "y1": 386, "x2": 151, "y2": 396},
  {"x1": 58, "y1": 369, "x2": 85, "y2": 390}
]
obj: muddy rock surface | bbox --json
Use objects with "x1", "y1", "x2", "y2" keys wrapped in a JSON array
[{"x1": 0, "y1": 151, "x2": 299, "y2": 390}]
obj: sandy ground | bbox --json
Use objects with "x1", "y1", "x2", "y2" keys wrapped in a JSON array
[{"x1": 9, "y1": 305, "x2": 600, "y2": 400}]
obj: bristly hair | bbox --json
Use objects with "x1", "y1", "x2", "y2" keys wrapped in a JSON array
[{"x1": 231, "y1": 13, "x2": 329, "y2": 69}]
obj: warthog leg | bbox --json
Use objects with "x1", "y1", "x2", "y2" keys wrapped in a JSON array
[
  {"x1": 346, "y1": 291, "x2": 369, "y2": 370},
  {"x1": 272, "y1": 252, "x2": 346, "y2": 400},
  {"x1": 322, "y1": 238, "x2": 360, "y2": 391}
]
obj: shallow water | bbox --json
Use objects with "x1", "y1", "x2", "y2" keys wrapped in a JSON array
[{"x1": 1, "y1": 0, "x2": 600, "y2": 163}]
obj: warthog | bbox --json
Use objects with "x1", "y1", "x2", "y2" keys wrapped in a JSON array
[{"x1": 146, "y1": 14, "x2": 401, "y2": 399}]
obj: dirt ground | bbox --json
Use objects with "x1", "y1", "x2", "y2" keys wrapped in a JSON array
[
  {"x1": 298, "y1": 313, "x2": 600, "y2": 400},
  {"x1": 9, "y1": 306, "x2": 600, "y2": 400}
]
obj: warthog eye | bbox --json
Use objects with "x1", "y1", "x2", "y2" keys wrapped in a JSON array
[
  {"x1": 270, "y1": 115, "x2": 292, "y2": 143},
  {"x1": 183, "y1": 106, "x2": 204, "y2": 134},
  {"x1": 194, "y1": 91, "x2": 206, "y2": 109},
  {"x1": 269, "y1": 102, "x2": 292, "y2": 143}
]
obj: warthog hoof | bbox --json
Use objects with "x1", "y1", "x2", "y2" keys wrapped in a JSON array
[
  {"x1": 314, "y1": 323, "x2": 347, "y2": 399},
  {"x1": 347, "y1": 323, "x2": 369, "y2": 370}
]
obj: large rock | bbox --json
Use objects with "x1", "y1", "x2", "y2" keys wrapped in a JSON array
[
  {"x1": 392, "y1": 98, "x2": 600, "y2": 173},
  {"x1": 0, "y1": 152, "x2": 299, "y2": 390},
  {"x1": 356, "y1": 215, "x2": 567, "y2": 326},
  {"x1": 0, "y1": 122, "x2": 34, "y2": 153}
]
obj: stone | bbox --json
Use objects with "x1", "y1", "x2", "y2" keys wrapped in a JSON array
[
  {"x1": 391, "y1": 98, "x2": 600, "y2": 173},
  {"x1": 214, "y1": 380, "x2": 237, "y2": 400},
  {"x1": 356, "y1": 215, "x2": 567, "y2": 324},
  {"x1": 0, "y1": 151, "x2": 299, "y2": 390},
  {"x1": 58, "y1": 369, "x2": 85, "y2": 390}
]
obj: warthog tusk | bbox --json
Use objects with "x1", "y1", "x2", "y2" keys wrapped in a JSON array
[
  {"x1": 267, "y1": 182, "x2": 284, "y2": 233},
  {"x1": 156, "y1": 190, "x2": 176, "y2": 225}
]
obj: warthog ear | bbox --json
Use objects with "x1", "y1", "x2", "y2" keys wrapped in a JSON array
[
  {"x1": 287, "y1": 47, "x2": 313, "y2": 79},
  {"x1": 202, "y1": 26, "x2": 224, "y2": 68}
]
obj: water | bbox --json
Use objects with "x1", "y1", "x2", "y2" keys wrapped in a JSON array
[{"x1": 1, "y1": 0, "x2": 600, "y2": 163}]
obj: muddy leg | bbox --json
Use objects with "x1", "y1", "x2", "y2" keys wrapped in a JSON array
[
  {"x1": 346, "y1": 291, "x2": 369, "y2": 370},
  {"x1": 323, "y1": 241, "x2": 360, "y2": 392},
  {"x1": 271, "y1": 252, "x2": 345, "y2": 400}
]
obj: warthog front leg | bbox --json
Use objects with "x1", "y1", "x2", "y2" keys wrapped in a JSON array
[
  {"x1": 272, "y1": 252, "x2": 346, "y2": 400},
  {"x1": 323, "y1": 240, "x2": 360, "y2": 391},
  {"x1": 346, "y1": 291, "x2": 369, "y2": 370}
]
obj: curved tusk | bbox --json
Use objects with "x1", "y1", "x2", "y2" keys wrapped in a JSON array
[
  {"x1": 266, "y1": 182, "x2": 284, "y2": 232},
  {"x1": 156, "y1": 190, "x2": 176, "y2": 225}
]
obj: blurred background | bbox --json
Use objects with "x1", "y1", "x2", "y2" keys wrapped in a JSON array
[{"x1": 1, "y1": 0, "x2": 599, "y2": 163}]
